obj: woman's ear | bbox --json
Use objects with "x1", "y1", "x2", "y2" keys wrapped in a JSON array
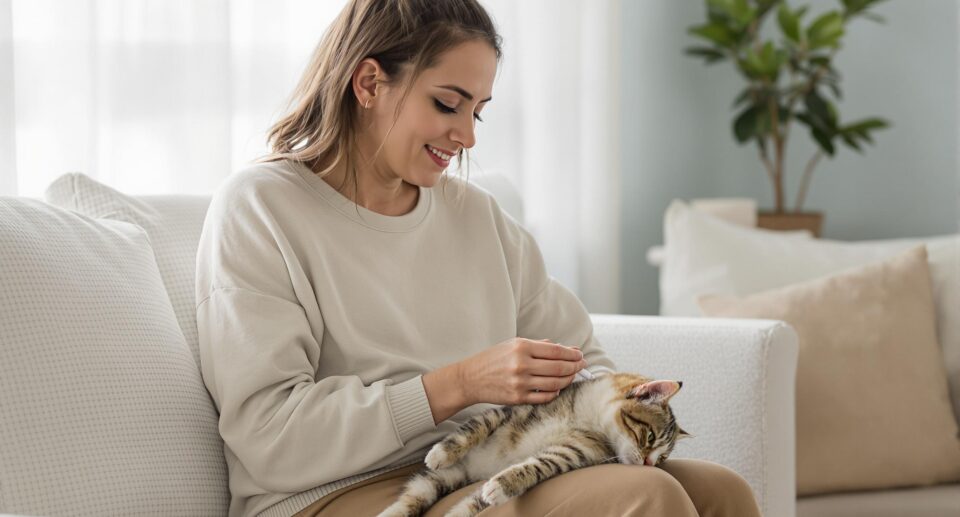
[{"x1": 352, "y1": 57, "x2": 384, "y2": 109}]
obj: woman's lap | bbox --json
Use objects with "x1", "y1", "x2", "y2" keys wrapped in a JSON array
[{"x1": 297, "y1": 458, "x2": 761, "y2": 517}]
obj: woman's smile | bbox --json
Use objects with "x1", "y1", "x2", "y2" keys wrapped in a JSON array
[{"x1": 425, "y1": 144, "x2": 452, "y2": 167}]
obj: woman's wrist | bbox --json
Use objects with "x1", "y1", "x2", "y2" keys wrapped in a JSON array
[{"x1": 422, "y1": 362, "x2": 469, "y2": 425}]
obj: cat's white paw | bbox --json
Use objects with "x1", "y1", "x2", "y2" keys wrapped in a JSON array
[
  {"x1": 480, "y1": 478, "x2": 511, "y2": 506},
  {"x1": 425, "y1": 443, "x2": 454, "y2": 470}
]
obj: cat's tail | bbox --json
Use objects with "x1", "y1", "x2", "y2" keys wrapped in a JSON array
[{"x1": 376, "y1": 465, "x2": 470, "y2": 517}]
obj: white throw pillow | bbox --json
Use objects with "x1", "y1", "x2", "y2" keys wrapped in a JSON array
[
  {"x1": 0, "y1": 198, "x2": 228, "y2": 516},
  {"x1": 660, "y1": 199, "x2": 960, "y2": 425},
  {"x1": 44, "y1": 173, "x2": 211, "y2": 371}
]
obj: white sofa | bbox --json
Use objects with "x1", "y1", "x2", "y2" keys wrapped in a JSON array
[
  {"x1": 0, "y1": 173, "x2": 799, "y2": 517},
  {"x1": 650, "y1": 200, "x2": 960, "y2": 517}
]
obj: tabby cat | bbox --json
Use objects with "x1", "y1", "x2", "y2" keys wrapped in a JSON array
[{"x1": 376, "y1": 372, "x2": 692, "y2": 517}]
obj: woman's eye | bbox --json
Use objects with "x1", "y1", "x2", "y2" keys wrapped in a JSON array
[
  {"x1": 433, "y1": 98, "x2": 483, "y2": 122},
  {"x1": 433, "y1": 98, "x2": 456, "y2": 113}
]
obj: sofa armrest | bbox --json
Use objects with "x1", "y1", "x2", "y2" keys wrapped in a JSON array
[{"x1": 589, "y1": 314, "x2": 798, "y2": 517}]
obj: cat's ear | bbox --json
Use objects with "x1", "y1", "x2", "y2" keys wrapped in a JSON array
[
  {"x1": 626, "y1": 380, "x2": 682, "y2": 405},
  {"x1": 677, "y1": 426, "x2": 694, "y2": 440}
]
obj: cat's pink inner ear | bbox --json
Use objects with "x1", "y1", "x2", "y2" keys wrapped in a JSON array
[{"x1": 629, "y1": 380, "x2": 682, "y2": 404}]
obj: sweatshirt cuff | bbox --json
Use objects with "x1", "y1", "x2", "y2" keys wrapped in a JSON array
[{"x1": 385, "y1": 374, "x2": 438, "y2": 446}]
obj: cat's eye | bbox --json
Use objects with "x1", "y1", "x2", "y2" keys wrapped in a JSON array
[{"x1": 647, "y1": 430, "x2": 655, "y2": 443}]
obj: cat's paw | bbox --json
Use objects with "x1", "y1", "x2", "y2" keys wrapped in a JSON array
[
  {"x1": 480, "y1": 478, "x2": 512, "y2": 506},
  {"x1": 425, "y1": 443, "x2": 455, "y2": 471}
]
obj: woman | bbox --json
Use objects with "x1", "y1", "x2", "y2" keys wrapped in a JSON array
[{"x1": 194, "y1": 1, "x2": 764, "y2": 516}]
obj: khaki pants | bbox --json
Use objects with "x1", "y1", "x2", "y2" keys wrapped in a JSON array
[{"x1": 294, "y1": 459, "x2": 763, "y2": 517}]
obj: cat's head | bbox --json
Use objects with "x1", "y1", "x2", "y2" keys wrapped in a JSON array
[{"x1": 608, "y1": 373, "x2": 692, "y2": 467}]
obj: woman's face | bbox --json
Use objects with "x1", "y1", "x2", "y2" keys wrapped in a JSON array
[{"x1": 358, "y1": 39, "x2": 497, "y2": 188}]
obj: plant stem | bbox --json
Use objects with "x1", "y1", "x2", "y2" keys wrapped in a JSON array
[
  {"x1": 757, "y1": 139, "x2": 777, "y2": 188},
  {"x1": 768, "y1": 91, "x2": 785, "y2": 213},
  {"x1": 795, "y1": 150, "x2": 823, "y2": 212}
]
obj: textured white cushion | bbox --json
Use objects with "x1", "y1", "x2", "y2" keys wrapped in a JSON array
[
  {"x1": 0, "y1": 198, "x2": 228, "y2": 516},
  {"x1": 660, "y1": 199, "x2": 960, "y2": 426},
  {"x1": 44, "y1": 173, "x2": 211, "y2": 370}
]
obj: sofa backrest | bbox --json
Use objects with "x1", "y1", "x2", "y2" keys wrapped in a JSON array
[
  {"x1": 0, "y1": 197, "x2": 230, "y2": 516},
  {"x1": 46, "y1": 174, "x2": 211, "y2": 370}
]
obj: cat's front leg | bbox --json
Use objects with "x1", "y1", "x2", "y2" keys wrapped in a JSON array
[
  {"x1": 480, "y1": 445, "x2": 584, "y2": 506},
  {"x1": 426, "y1": 406, "x2": 516, "y2": 470}
]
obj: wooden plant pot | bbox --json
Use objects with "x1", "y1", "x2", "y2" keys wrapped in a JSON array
[{"x1": 757, "y1": 211, "x2": 824, "y2": 238}]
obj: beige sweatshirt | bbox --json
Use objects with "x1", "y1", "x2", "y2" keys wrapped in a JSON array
[{"x1": 194, "y1": 158, "x2": 618, "y2": 517}]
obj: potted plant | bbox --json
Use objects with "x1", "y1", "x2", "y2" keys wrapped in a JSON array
[{"x1": 685, "y1": 0, "x2": 890, "y2": 236}]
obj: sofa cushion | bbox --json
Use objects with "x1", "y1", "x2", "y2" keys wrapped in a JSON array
[
  {"x1": 661, "y1": 199, "x2": 960, "y2": 427},
  {"x1": 797, "y1": 482, "x2": 960, "y2": 517},
  {"x1": 0, "y1": 198, "x2": 228, "y2": 515},
  {"x1": 44, "y1": 173, "x2": 211, "y2": 370},
  {"x1": 699, "y1": 246, "x2": 960, "y2": 496}
]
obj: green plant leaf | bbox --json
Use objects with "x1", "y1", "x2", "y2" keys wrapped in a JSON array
[
  {"x1": 841, "y1": 132, "x2": 863, "y2": 153},
  {"x1": 841, "y1": 118, "x2": 890, "y2": 144},
  {"x1": 810, "y1": 126, "x2": 836, "y2": 156},
  {"x1": 860, "y1": 11, "x2": 886, "y2": 23},
  {"x1": 809, "y1": 54, "x2": 831, "y2": 68},
  {"x1": 734, "y1": 104, "x2": 762, "y2": 143},
  {"x1": 739, "y1": 51, "x2": 765, "y2": 80},
  {"x1": 804, "y1": 90, "x2": 837, "y2": 130},
  {"x1": 707, "y1": 0, "x2": 756, "y2": 30},
  {"x1": 685, "y1": 46, "x2": 728, "y2": 64},
  {"x1": 689, "y1": 22, "x2": 738, "y2": 48},
  {"x1": 807, "y1": 11, "x2": 844, "y2": 49},
  {"x1": 755, "y1": 0, "x2": 780, "y2": 18},
  {"x1": 842, "y1": 118, "x2": 889, "y2": 134},
  {"x1": 842, "y1": 0, "x2": 888, "y2": 19},
  {"x1": 777, "y1": 4, "x2": 801, "y2": 43}
]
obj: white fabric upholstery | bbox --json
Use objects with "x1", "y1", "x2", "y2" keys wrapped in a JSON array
[
  {"x1": 9, "y1": 172, "x2": 797, "y2": 516},
  {"x1": 658, "y1": 199, "x2": 960, "y2": 515},
  {"x1": 592, "y1": 314, "x2": 799, "y2": 517},
  {"x1": 44, "y1": 173, "x2": 211, "y2": 370},
  {"x1": 660, "y1": 199, "x2": 960, "y2": 428},
  {"x1": 0, "y1": 198, "x2": 229, "y2": 516}
]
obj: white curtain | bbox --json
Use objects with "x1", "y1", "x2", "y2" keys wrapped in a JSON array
[
  {"x1": 0, "y1": 0, "x2": 622, "y2": 313},
  {"x1": 0, "y1": 0, "x2": 346, "y2": 197}
]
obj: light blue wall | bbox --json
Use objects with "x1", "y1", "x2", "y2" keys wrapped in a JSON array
[{"x1": 620, "y1": 0, "x2": 959, "y2": 315}]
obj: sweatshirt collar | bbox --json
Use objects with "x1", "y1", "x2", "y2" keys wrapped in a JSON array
[{"x1": 288, "y1": 159, "x2": 432, "y2": 233}]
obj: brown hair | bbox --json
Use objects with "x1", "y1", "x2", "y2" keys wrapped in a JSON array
[{"x1": 257, "y1": 0, "x2": 502, "y2": 206}]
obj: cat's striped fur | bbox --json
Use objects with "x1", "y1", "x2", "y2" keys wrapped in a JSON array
[{"x1": 376, "y1": 372, "x2": 692, "y2": 517}]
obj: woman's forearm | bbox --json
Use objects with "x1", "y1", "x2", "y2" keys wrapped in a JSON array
[{"x1": 421, "y1": 363, "x2": 469, "y2": 425}]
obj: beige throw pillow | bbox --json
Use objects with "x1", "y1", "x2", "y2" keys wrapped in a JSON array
[{"x1": 698, "y1": 246, "x2": 960, "y2": 496}]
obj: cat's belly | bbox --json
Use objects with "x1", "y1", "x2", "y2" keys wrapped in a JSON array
[{"x1": 461, "y1": 417, "x2": 578, "y2": 480}]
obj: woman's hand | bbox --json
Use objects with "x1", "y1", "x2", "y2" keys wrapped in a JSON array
[{"x1": 455, "y1": 338, "x2": 587, "y2": 406}]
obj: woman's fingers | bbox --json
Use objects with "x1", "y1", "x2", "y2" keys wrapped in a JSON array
[
  {"x1": 528, "y1": 373, "x2": 577, "y2": 393},
  {"x1": 526, "y1": 340, "x2": 583, "y2": 362},
  {"x1": 524, "y1": 357, "x2": 586, "y2": 377}
]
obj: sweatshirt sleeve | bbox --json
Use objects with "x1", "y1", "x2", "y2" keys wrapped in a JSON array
[
  {"x1": 491, "y1": 199, "x2": 618, "y2": 377},
  {"x1": 194, "y1": 173, "x2": 437, "y2": 494}
]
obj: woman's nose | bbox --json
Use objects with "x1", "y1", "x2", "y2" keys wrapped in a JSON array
[{"x1": 451, "y1": 117, "x2": 476, "y2": 150}]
